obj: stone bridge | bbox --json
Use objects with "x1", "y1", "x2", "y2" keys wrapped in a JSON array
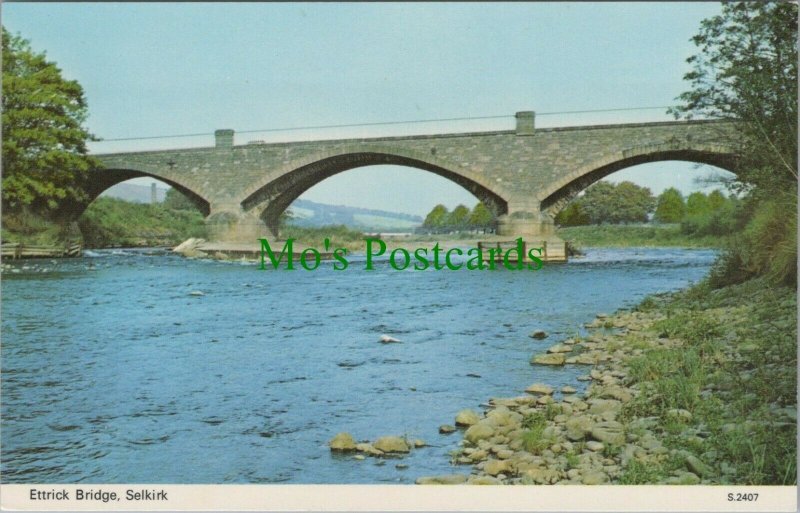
[{"x1": 88, "y1": 112, "x2": 738, "y2": 242}]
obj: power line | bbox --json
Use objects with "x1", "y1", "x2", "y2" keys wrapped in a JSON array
[{"x1": 95, "y1": 106, "x2": 674, "y2": 143}]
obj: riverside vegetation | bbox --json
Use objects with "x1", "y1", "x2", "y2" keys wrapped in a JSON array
[{"x1": 329, "y1": 276, "x2": 796, "y2": 485}]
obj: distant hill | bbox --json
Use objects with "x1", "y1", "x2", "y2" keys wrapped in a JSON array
[
  {"x1": 99, "y1": 184, "x2": 422, "y2": 231},
  {"x1": 101, "y1": 182, "x2": 167, "y2": 203},
  {"x1": 287, "y1": 199, "x2": 422, "y2": 231}
]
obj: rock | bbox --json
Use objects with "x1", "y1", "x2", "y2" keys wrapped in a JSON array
[
  {"x1": 522, "y1": 467, "x2": 560, "y2": 484},
  {"x1": 189, "y1": 290, "x2": 205, "y2": 296},
  {"x1": 586, "y1": 441, "x2": 605, "y2": 452},
  {"x1": 373, "y1": 436, "x2": 410, "y2": 453},
  {"x1": 464, "y1": 422, "x2": 495, "y2": 444},
  {"x1": 354, "y1": 454, "x2": 365, "y2": 460},
  {"x1": 455, "y1": 409, "x2": 481, "y2": 426},
  {"x1": 483, "y1": 459, "x2": 510, "y2": 476},
  {"x1": 685, "y1": 455, "x2": 712, "y2": 477},
  {"x1": 531, "y1": 353, "x2": 566, "y2": 366},
  {"x1": 779, "y1": 406, "x2": 797, "y2": 422},
  {"x1": 596, "y1": 386, "x2": 633, "y2": 403},
  {"x1": 590, "y1": 421, "x2": 625, "y2": 445},
  {"x1": 525, "y1": 383, "x2": 554, "y2": 395},
  {"x1": 355, "y1": 443, "x2": 384, "y2": 456},
  {"x1": 547, "y1": 343, "x2": 573, "y2": 354},
  {"x1": 416, "y1": 474, "x2": 468, "y2": 485},
  {"x1": 379, "y1": 334, "x2": 401, "y2": 344},
  {"x1": 667, "y1": 408, "x2": 693, "y2": 423},
  {"x1": 565, "y1": 416, "x2": 594, "y2": 441},
  {"x1": 577, "y1": 375, "x2": 592, "y2": 382},
  {"x1": 496, "y1": 449, "x2": 515, "y2": 460},
  {"x1": 395, "y1": 463, "x2": 408, "y2": 470},
  {"x1": 536, "y1": 395, "x2": 554, "y2": 405},
  {"x1": 530, "y1": 330, "x2": 548, "y2": 339},
  {"x1": 413, "y1": 439, "x2": 426, "y2": 448},
  {"x1": 468, "y1": 449, "x2": 488, "y2": 461},
  {"x1": 467, "y1": 476, "x2": 502, "y2": 485},
  {"x1": 581, "y1": 470, "x2": 608, "y2": 485},
  {"x1": 329, "y1": 432, "x2": 357, "y2": 451},
  {"x1": 588, "y1": 399, "x2": 622, "y2": 417},
  {"x1": 439, "y1": 424, "x2": 456, "y2": 434},
  {"x1": 664, "y1": 471, "x2": 700, "y2": 485},
  {"x1": 485, "y1": 407, "x2": 522, "y2": 427},
  {"x1": 561, "y1": 386, "x2": 577, "y2": 394},
  {"x1": 173, "y1": 237, "x2": 204, "y2": 253}
]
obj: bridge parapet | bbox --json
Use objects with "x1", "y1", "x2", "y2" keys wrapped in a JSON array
[{"x1": 90, "y1": 116, "x2": 738, "y2": 243}]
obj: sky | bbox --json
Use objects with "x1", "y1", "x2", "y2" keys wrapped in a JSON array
[{"x1": 4, "y1": 2, "x2": 733, "y2": 216}]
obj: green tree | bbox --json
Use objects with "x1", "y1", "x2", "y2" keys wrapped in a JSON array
[
  {"x1": 672, "y1": 2, "x2": 798, "y2": 285},
  {"x1": 580, "y1": 181, "x2": 654, "y2": 224},
  {"x1": 685, "y1": 192, "x2": 710, "y2": 217},
  {"x1": 707, "y1": 189, "x2": 727, "y2": 211},
  {"x1": 2, "y1": 28, "x2": 100, "y2": 212},
  {"x1": 654, "y1": 188, "x2": 686, "y2": 223},
  {"x1": 422, "y1": 204, "x2": 449, "y2": 232},
  {"x1": 554, "y1": 201, "x2": 590, "y2": 226},
  {"x1": 468, "y1": 202, "x2": 494, "y2": 232},
  {"x1": 670, "y1": 2, "x2": 797, "y2": 197},
  {"x1": 447, "y1": 204, "x2": 470, "y2": 231}
]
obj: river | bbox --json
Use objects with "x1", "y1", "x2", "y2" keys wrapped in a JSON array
[{"x1": 1, "y1": 247, "x2": 716, "y2": 483}]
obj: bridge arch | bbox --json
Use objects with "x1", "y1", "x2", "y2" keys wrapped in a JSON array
[
  {"x1": 240, "y1": 147, "x2": 513, "y2": 236},
  {"x1": 538, "y1": 141, "x2": 739, "y2": 217},
  {"x1": 76, "y1": 168, "x2": 212, "y2": 218}
]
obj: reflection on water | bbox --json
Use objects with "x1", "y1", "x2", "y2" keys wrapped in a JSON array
[{"x1": 1, "y1": 247, "x2": 716, "y2": 483}]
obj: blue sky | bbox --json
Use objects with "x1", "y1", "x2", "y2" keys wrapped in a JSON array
[{"x1": 4, "y1": 2, "x2": 731, "y2": 215}]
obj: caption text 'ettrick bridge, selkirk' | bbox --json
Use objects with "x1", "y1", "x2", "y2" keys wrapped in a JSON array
[{"x1": 88, "y1": 112, "x2": 738, "y2": 243}]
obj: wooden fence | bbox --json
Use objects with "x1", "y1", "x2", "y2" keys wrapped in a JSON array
[{"x1": 1, "y1": 241, "x2": 82, "y2": 259}]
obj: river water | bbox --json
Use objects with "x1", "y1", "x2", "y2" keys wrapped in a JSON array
[{"x1": 1, "y1": 247, "x2": 716, "y2": 483}]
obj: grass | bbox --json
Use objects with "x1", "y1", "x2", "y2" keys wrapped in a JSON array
[
  {"x1": 558, "y1": 224, "x2": 727, "y2": 249},
  {"x1": 619, "y1": 278, "x2": 797, "y2": 485},
  {"x1": 279, "y1": 224, "x2": 368, "y2": 251},
  {"x1": 520, "y1": 412, "x2": 554, "y2": 454},
  {"x1": 1, "y1": 209, "x2": 77, "y2": 246},
  {"x1": 78, "y1": 197, "x2": 207, "y2": 248}
]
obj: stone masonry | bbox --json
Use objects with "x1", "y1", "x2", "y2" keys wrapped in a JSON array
[{"x1": 89, "y1": 113, "x2": 738, "y2": 242}]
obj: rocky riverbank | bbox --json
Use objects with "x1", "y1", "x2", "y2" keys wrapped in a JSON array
[{"x1": 407, "y1": 277, "x2": 796, "y2": 485}]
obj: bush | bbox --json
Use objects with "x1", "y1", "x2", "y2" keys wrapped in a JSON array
[
  {"x1": 707, "y1": 197, "x2": 797, "y2": 288},
  {"x1": 78, "y1": 197, "x2": 207, "y2": 247}
]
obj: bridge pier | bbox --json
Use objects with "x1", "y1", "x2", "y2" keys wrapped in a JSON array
[
  {"x1": 206, "y1": 208, "x2": 268, "y2": 243},
  {"x1": 496, "y1": 204, "x2": 566, "y2": 258},
  {"x1": 496, "y1": 214, "x2": 556, "y2": 237}
]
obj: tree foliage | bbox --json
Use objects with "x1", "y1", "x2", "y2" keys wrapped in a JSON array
[
  {"x1": 422, "y1": 204, "x2": 449, "y2": 230},
  {"x1": 447, "y1": 204, "x2": 470, "y2": 230},
  {"x1": 670, "y1": 1, "x2": 797, "y2": 197},
  {"x1": 671, "y1": 2, "x2": 798, "y2": 285},
  {"x1": 685, "y1": 191, "x2": 711, "y2": 217},
  {"x1": 2, "y1": 28, "x2": 100, "y2": 212},
  {"x1": 577, "y1": 181, "x2": 655, "y2": 224},
  {"x1": 654, "y1": 188, "x2": 686, "y2": 223},
  {"x1": 469, "y1": 202, "x2": 494, "y2": 232},
  {"x1": 554, "y1": 201, "x2": 590, "y2": 227},
  {"x1": 421, "y1": 202, "x2": 495, "y2": 233}
]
